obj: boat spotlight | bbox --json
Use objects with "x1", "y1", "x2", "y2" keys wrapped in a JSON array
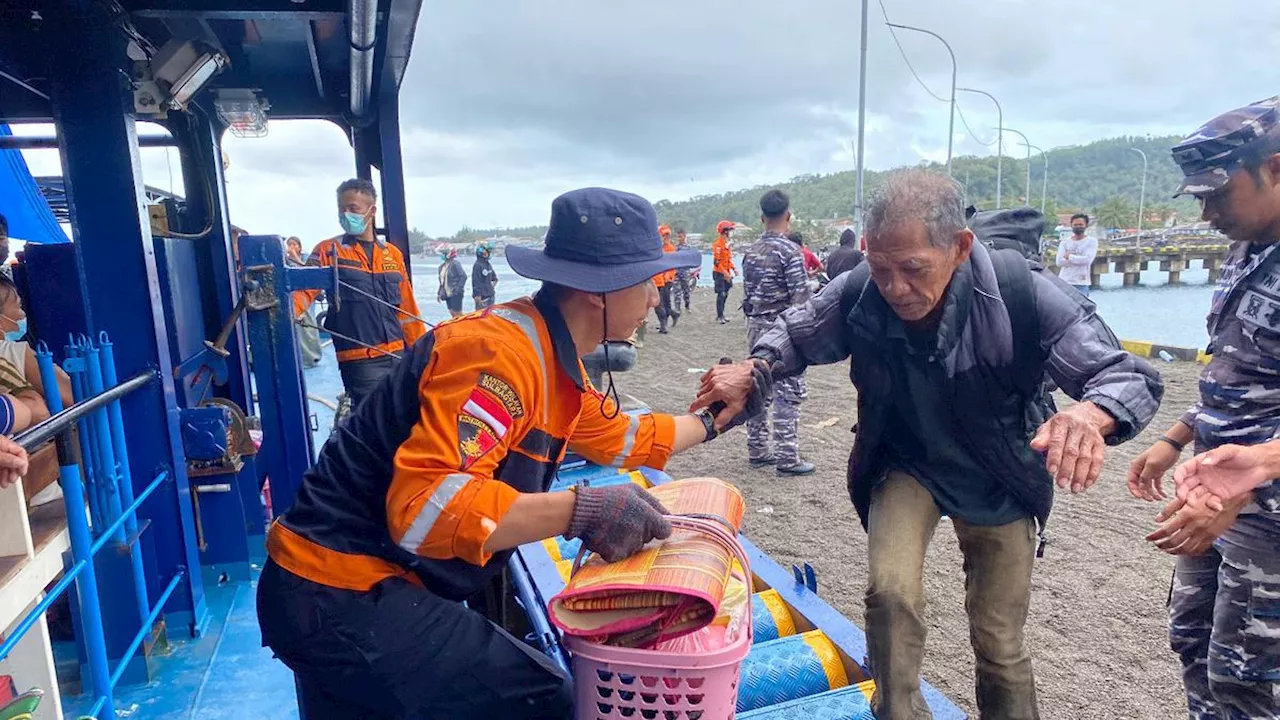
[
  {"x1": 215, "y1": 89, "x2": 270, "y2": 138},
  {"x1": 135, "y1": 39, "x2": 228, "y2": 115}
]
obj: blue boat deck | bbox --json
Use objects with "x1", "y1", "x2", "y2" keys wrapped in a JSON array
[{"x1": 59, "y1": 570, "x2": 298, "y2": 720}]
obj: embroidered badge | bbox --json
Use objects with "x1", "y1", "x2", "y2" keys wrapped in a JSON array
[
  {"x1": 458, "y1": 414, "x2": 499, "y2": 470},
  {"x1": 1236, "y1": 289, "x2": 1280, "y2": 331},
  {"x1": 478, "y1": 373, "x2": 524, "y2": 418}
]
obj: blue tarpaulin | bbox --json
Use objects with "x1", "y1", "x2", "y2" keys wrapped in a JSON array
[{"x1": 0, "y1": 124, "x2": 69, "y2": 243}]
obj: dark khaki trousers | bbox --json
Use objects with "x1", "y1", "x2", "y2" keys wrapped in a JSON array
[{"x1": 865, "y1": 471, "x2": 1039, "y2": 719}]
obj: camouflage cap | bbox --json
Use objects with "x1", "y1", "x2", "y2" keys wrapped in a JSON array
[{"x1": 1172, "y1": 96, "x2": 1280, "y2": 197}]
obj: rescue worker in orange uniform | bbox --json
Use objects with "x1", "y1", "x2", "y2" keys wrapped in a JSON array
[
  {"x1": 653, "y1": 224, "x2": 680, "y2": 333},
  {"x1": 256, "y1": 188, "x2": 771, "y2": 720},
  {"x1": 712, "y1": 220, "x2": 737, "y2": 323},
  {"x1": 298, "y1": 179, "x2": 427, "y2": 405}
]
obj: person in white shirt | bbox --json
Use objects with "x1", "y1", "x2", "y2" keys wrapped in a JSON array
[{"x1": 1056, "y1": 213, "x2": 1098, "y2": 296}]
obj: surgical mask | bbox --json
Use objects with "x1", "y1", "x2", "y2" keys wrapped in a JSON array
[
  {"x1": 3, "y1": 316, "x2": 26, "y2": 342},
  {"x1": 1072, "y1": 227, "x2": 1086, "y2": 236},
  {"x1": 340, "y1": 211, "x2": 369, "y2": 235}
]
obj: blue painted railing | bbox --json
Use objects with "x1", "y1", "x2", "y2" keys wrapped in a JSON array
[{"x1": 0, "y1": 336, "x2": 181, "y2": 719}]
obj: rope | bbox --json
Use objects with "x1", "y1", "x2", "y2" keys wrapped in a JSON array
[
  {"x1": 294, "y1": 318, "x2": 403, "y2": 360},
  {"x1": 336, "y1": 278, "x2": 435, "y2": 328}
]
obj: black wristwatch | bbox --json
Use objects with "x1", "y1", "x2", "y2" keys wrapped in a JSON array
[{"x1": 694, "y1": 407, "x2": 719, "y2": 443}]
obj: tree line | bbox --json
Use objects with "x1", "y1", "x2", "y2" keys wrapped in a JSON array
[{"x1": 430, "y1": 133, "x2": 1201, "y2": 246}]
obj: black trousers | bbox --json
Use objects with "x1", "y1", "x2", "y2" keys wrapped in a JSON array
[
  {"x1": 257, "y1": 560, "x2": 573, "y2": 720},
  {"x1": 656, "y1": 285, "x2": 678, "y2": 328},
  {"x1": 714, "y1": 273, "x2": 732, "y2": 319},
  {"x1": 338, "y1": 355, "x2": 399, "y2": 407}
]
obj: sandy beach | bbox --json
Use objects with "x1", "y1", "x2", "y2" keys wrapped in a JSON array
[{"x1": 623, "y1": 282, "x2": 1198, "y2": 719}]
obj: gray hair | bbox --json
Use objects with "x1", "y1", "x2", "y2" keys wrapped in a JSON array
[{"x1": 864, "y1": 169, "x2": 966, "y2": 248}]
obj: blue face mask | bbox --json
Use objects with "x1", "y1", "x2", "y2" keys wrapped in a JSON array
[
  {"x1": 340, "y1": 211, "x2": 369, "y2": 236},
  {"x1": 4, "y1": 317, "x2": 26, "y2": 342}
]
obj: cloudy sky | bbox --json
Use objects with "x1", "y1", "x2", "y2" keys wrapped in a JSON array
[{"x1": 15, "y1": 0, "x2": 1280, "y2": 241}]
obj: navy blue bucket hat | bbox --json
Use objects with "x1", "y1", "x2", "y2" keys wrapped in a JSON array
[{"x1": 506, "y1": 187, "x2": 702, "y2": 293}]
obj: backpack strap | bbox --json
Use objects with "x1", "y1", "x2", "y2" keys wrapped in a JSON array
[{"x1": 988, "y1": 248, "x2": 1042, "y2": 399}]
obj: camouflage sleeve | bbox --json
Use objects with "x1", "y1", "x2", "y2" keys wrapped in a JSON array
[
  {"x1": 1031, "y1": 271, "x2": 1164, "y2": 444},
  {"x1": 1255, "y1": 480, "x2": 1280, "y2": 513},
  {"x1": 752, "y1": 269, "x2": 857, "y2": 378},
  {"x1": 785, "y1": 246, "x2": 810, "y2": 306},
  {"x1": 1178, "y1": 402, "x2": 1202, "y2": 432}
]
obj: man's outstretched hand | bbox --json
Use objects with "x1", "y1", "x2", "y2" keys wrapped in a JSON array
[
  {"x1": 1029, "y1": 401, "x2": 1116, "y2": 494},
  {"x1": 1174, "y1": 443, "x2": 1280, "y2": 512},
  {"x1": 690, "y1": 358, "x2": 773, "y2": 432}
]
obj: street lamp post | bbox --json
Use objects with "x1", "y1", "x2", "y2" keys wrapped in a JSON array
[
  {"x1": 886, "y1": 22, "x2": 956, "y2": 176},
  {"x1": 1000, "y1": 127, "x2": 1033, "y2": 206},
  {"x1": 1129, "y1": 147, "x2": 1148, "y2": 249},
  {"x1": 1021, "y1": 141, "x2": 1048, "y2": 214},
  {"x1": 854, "y1": 0, "x2": 869, "y2": 240},
  {"x1": 958, "y1": 87, "x2": 1002, "y2": 208}
]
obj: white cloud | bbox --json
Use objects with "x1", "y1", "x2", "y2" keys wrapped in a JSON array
[{"x1": 14, "y1": 1, "x2": 1280, "y2": 236}]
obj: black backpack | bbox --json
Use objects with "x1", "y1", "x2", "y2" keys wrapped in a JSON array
[{"x1": 988, "y1": 247, "x2": 1058, "y2": 424}]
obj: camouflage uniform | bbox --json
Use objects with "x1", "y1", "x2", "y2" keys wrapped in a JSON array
[
  {"x1": 1169, "y1": 97, "x2": 1280, "y2": 719},
  {"x1": 673, "y1": 239, "x2": 696, "y2": 311},
  {"x1": 673, "y1": 266, "x2": 695, "y2": 311},
  {"x1": 741, "y1": 231, "x2": 811, "y2": 466}
]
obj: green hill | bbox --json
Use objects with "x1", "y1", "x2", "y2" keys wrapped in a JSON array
[
  {"x1": 444, "y1": 134, "x2": 1199, "y2": 245},
  {"x1": 653, "y1": 134, "x2": 1197, "y2": 239}
]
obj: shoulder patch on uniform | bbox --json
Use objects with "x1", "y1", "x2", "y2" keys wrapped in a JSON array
[
  {"x1": 478, "y1": 373, "x2": 524, "y2": 418},
  {"x1": 458, "y1": 414, "x2": 500, "y2": 470}
]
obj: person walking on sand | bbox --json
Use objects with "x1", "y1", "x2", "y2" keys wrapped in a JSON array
[
  {"x1": 740, "y1": 189, "x2": 815, "y2": 476},
  {"x1": 712, "y1": 220, "x2": 737, "y2": 324},
  {"x1": 672, "y1": 228, "x2": 696, "y2": 312},
  {"x1": 695, "y1": 169, "x2": 1162, "y2": 720}
]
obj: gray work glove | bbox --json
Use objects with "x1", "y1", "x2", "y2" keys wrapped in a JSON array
[
  {"x1": 568, "y1": 484, "x2": 673, "y2": 563},
  {"x1": 711, "y1": 357, "x2": 775, "y2": 434}
]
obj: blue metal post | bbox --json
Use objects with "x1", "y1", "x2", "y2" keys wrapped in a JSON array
[
  {"x1": 84, "y1": 339, "x2": 126, "y2": 536},
  {"x1": 58, "y1": 455, "x2": 114, "y2": 716},
  {"x1": 65, "y1": 344, "x2": 104, "y2": 531},
  {"x1": 377, "y1": 87, "x2": 413, "y2": 275},
  {"x1": 240, "y1": 235, "x2": 320, "y2": 514},
  {"x1": 97, "y1": 334, "x2": 152, "y2": 627},
  {"x1": 47, "y1": 9, "x2": 206, "y2": 635}
]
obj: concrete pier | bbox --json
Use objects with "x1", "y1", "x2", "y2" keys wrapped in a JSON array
[{"x1": 1048, "y1": 243, "x2": 1229, "y2": 288}]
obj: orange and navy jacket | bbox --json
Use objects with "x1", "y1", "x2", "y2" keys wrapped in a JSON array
[
  {"x1": 655, "y1": 241, "x2": 678, "y2": 286},
  {"x1": 297, "y1": 235, "x2": 428, "y2": 363},
  {"x1": 266, "y1": 292, "x2": 678, "y2": 598},
  {"x1": 713, "y1": 236, "x2": 735, "y2": 276}
]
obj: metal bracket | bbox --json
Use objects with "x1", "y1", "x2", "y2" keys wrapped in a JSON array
[{"x1": 792, "y1": 562, "x2": 818, "y2": 593}]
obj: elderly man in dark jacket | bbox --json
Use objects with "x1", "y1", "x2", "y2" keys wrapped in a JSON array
[{"x1": 693, "y1": 169, "x2": 1163, "y2": 719}]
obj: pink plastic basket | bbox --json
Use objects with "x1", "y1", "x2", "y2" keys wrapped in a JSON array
[{"x1": 564, "y1": 516, "x2": 753, "y2": 720}]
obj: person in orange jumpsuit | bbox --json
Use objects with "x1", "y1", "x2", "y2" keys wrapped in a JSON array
[
  {"x1": 712, "y1": 220, "x2": 737, "y2": 323},
  {"x1": 256, "y1": 187, "x2": 771, "y2": 719}
]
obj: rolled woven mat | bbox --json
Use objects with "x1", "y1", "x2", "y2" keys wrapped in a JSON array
[
  {"x1": 737, "y1": 680, "x2": 876, "y2": 720},
  {"x1": 751, "y1": 589, "x2": 798, "y2": 644},
  {"x1": 548, "y1": 478, "x2": 748, "y2": 648},
  {"x1": 737, "y1": 630, "x2": 850, "y2": 713}
]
